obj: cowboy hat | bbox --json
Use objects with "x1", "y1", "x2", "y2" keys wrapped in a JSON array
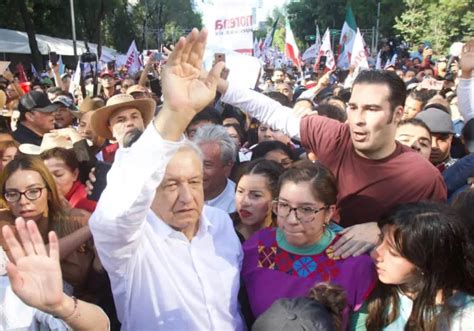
[
  {"x1": 91, "y1": 93, "x2": 155, "y2": 140},
  {"x1": 71, "y1": 96, "x2": 105, "y2": 119},
  {"x1": 19, "y1": 132, "x2": 74, "y2": 155}
]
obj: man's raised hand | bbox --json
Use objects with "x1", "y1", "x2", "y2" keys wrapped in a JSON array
[
  {"x1": 155, "y1": 28, "x2": 224, "y2": 141},
  {"x1": 161, "y1": 28, "x2": 225, "y2": 117}
]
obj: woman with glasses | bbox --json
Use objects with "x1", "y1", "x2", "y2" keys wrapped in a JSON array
[
  {"x1": 0, "y1": 155, "x2": 94, "y2": 298},
  {"x1": 241, "y1": 161, "x2": 376, "y2": 329}
]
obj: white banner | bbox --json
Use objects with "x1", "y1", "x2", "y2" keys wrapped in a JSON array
[{"x1": 204, "y1": 5, "x2": 255, "y2": 55}]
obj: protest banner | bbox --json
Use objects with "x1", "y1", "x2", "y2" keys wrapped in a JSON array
[{"x1": 204, "y1": 3, "x2": 255, "y2": 55}]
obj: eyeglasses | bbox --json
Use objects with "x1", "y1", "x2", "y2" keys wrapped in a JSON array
[
  {"x1": 4, "y1": 187, "x2": 46, "y2": 202},
  {"x1": 274, "y1": 200, "x2": 328, "y2": 224}
]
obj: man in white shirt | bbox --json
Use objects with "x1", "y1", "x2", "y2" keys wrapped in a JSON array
[
  {"x1": 193, "y1": 124, "x2": 237, "y2": 213},
  {"x1": 89, "y1": 29, "x2": 244, "y2": 331}
]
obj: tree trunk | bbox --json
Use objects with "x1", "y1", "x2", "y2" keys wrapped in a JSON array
[{"x1": 17, "y1": 0, "x2": 44, "y2": 70}]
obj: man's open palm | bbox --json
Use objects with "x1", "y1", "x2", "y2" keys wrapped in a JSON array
[{"x1": 161, "y1": 28, "x2": 224, "y2": 116}]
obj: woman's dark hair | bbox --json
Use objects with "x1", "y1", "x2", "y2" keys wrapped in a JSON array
[
  {"x1": 237, "y1": 159, "x2": 284, "y2": 198},
  {"x1": 278, "y1": 161, "x2": 338, "y2": 206},
  {"x1": 366, "y1": 202, "x2": 474, "y2": 331},
  {"x1": 251, "y1": 140, "x2": 297, "y2": 162},
  {"x1": 452, "y1": 189, "x2": 474, "y2": 241},
  {"x1": 308, "y1": 283, "x2": 347, "y2": 331},
  {"x1": 39, "y1": 147, "x2": 79, "y2": 172},
  {"x1": 316, "y1": 104, "x2": 347, "y2": 123},
  {"x1": 224, "y1": 123, "x2": 246, "y2": 146},
  {"x1": 222, "y1": 104, "x2": 248, "y2": 132},
  {"x1": 263, "y1": 91, "x2": 291, "y2": 107}
]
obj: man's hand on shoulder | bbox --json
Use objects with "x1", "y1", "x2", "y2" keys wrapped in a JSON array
[{"x1": 330, "y1": 222, "x2": 380, "y2": 259}]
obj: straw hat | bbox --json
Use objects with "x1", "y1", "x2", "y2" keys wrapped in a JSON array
[
  {"x1": 19, "y1": 132, "x2": 74, "y2": 155},
  {"x1": 91, "y1": 93, "x2": 155, "y2": 140},
  {"x1": 74, "y1": 96, "x2": 105, "y2": 118}
]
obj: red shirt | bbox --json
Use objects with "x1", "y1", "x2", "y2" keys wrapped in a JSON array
[
  {"x1": 65, "y1": 180, "x2": 97, "y2": 213},
  {"x1": 300, "y1": 116, "x2": 447, "y2": 227}
]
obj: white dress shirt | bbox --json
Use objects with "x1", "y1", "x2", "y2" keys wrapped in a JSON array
[
  {"x1": 205, "y1": 179, "x2": 236, "y2": 213},
  {"x1": 89, "y1": 124, "x2": 245, "y2": 331}
]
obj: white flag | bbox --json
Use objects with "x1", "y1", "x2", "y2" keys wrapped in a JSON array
[
  {"x1": 350, "y1": 29, "x2": 368, "y2": 71},
  {"x1": 124, "y1": 40, "x2": 142, "y2": 75},
  {"x1": 69, "y1": 61, "x2": 81, "y2": 96},
  {"x1": 315, "y1": 28, "x2": 335, "y2": 71},
  {"x1": 302, "y1": 26, "x2": 321, "y2": 61}
]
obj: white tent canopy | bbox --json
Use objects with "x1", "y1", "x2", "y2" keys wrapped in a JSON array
[{"x1": 0, "y1": 28, "x2": 119, "y2": 62}]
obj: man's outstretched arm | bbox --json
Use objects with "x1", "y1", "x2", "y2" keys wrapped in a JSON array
[{"x1": 218, "y1": 79, "x2": 302, "y2": 140}]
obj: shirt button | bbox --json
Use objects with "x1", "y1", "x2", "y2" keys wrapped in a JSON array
[{"x1": 287, "y1": 313, "x2": 297, "y2": 320}]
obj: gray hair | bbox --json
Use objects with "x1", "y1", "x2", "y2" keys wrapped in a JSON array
[
  {"x1": 180, "y1": 139, "x2": 204, "y2": 162},
  {"x1": 193, "y1": 124, "x2": 237, "y2": 164}
]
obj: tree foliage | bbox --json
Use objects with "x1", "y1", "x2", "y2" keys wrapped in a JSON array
[
  {"x1": 0, "y1": 0, "x2": 202, "y2": 57},
  {"x1": 285, "y1": 0, "x2": 405, "y2": 48},
  {"x1": 395, "y1": 0, "x2": 473, "y2": 53}
]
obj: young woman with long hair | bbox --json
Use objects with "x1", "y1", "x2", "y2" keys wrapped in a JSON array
[{"x1": 367, "y1": 202, "x2": 474, "y2": 330}]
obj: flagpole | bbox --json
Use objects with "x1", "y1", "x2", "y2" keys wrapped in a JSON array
[{"x1": 69, "y1": 0, "x2": 77, "y2": 61}]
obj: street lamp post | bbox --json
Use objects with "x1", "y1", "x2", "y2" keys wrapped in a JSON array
[{"x1": 70, "y1": 0, "x2": 77, "y2": 61}]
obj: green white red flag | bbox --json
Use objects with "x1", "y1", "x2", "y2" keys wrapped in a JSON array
[{"x1": 337, "y1": 6, "x2": 357, "y2": 69}]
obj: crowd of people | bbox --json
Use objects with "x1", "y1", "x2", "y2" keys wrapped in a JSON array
[{"x1": 0, "y1": 27, "x2": 473, "y2": 331}]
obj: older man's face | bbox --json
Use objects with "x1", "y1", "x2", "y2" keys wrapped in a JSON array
[{"x1": 151, "y1": 148, "x2": 204, "y2": 239}]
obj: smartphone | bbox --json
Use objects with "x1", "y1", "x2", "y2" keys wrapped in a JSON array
[
  {"x1": 214, "y1": 53, "x2": 226, "y2": 63},
  {"x1": 318, "y1": 55, "x2": 327, "y2": 71},
  {"x1": 49, "y1": 52, "x2": 59, "y2": 66}
]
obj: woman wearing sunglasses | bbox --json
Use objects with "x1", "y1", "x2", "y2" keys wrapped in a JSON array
[
  {"x1": 242, "y1": 161, "x2": 376, "y2": 329},
  {"x1": 0, "y1": 155, "x2": 93, "y2": 298}
]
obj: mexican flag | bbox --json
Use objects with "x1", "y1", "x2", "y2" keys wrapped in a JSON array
[
  {"x1": 337, "y1": 6, "x2": 357, "y2": 69},
  {"x1": 285, "y1": 19, "x2": 301, "y2": 68}
]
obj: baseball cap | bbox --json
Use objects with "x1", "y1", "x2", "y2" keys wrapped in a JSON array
[
  {"x1": 18, "y1": 91, "x2": 60, "y2": 114},
  {"x1": 100, "y1": 70, "x2": 115, "y2": 79},
  {"x1": 416, "y1": 107, "x2": 455, "y2": 134},
  {"x1": 53, "y1": 95, "x2": 79, "y2": 112},
  {"x1": 251, "y1": 297, "x2": 335, "y2": 331}
]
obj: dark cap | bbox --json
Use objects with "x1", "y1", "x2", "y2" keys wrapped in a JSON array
[
  {"x1": 416, "y1": 107, "x2": 454, "y2": 134},
  {"x1": 252, "y1": 298, "x2": 335, "y2": 331},
  {"x1": 53, "y1": 95, "x2": 79, "y2": 112},
  {"x1": 19, "y1": 91, "x2": 60, "y2": 113}
]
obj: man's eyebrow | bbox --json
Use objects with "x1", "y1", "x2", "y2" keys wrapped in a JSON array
[{"x1": 397, "y1": 133, "x2": 414, "y2": 138}]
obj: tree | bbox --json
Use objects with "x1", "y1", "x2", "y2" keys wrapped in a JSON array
[
  {"x1": 393, "y1": 0, "x2": 426, "y2": 47},
  {"x1": 17, "y1": 0, "x2": 43, "y2": 70},
  {"x1": 285, "y1": 0, "x2": 405, "y2": 49},
  {"x1": 395, "y1": 0, "x2": 473, "y2": 53}
]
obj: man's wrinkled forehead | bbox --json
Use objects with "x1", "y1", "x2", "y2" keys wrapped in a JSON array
[{"x1": 108, "y1": 107, "x2": 142, "y2": 123}]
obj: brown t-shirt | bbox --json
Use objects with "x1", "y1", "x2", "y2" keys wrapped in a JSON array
[{"x1": 300, "y1": 115, "x2": 447, "y2": 227}]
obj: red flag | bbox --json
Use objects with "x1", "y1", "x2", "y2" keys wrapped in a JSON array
[{"x1": 285, "y1": 19, "x2": 301, "y2": 68}]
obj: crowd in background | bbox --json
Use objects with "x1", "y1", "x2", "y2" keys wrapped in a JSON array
[{"x1": 0, "y1": 29, "x2": 473, "y2": 331}]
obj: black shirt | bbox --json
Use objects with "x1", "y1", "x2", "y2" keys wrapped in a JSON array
[{"x1": 12, "y1": 123, "x2": 43, "y2": 145}]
